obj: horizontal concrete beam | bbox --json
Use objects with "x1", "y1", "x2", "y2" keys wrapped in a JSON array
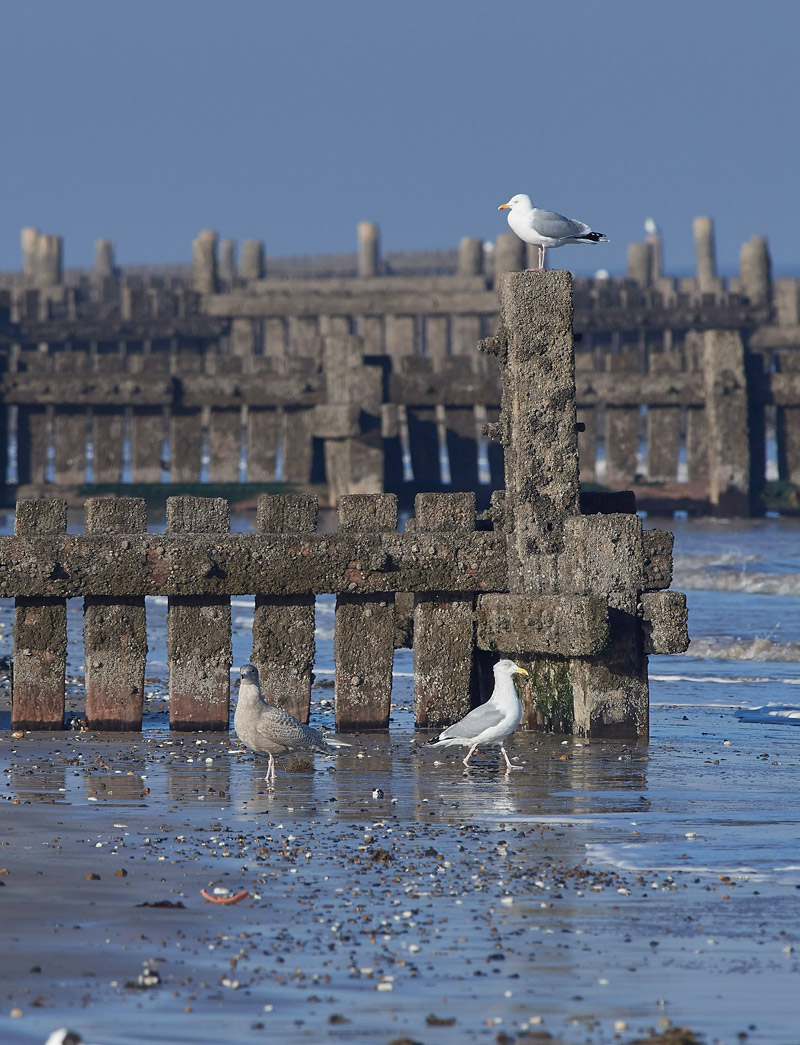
[
  {"x1": 2, "y1": 373, "x2": 175, "y2": 406},
  {"x1": 0, "y1": 531, "x2": 508, "y2": 598},
  {"x1": 575, "y1": 371, "x2": 705, "y2": 408},
  {"x1": 476, "y1": 593, "x2": 609, "y2": 655}
]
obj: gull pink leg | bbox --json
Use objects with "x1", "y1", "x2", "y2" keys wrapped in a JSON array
[
  {"x1": 462, "y1": 744, "x2": 479, "y2": 767},
  {"x1": 500, "y1": 745, "x2": 523, "y2": 771}
]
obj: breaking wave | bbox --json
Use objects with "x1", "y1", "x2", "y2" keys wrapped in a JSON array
[{"x1": 685, "y1": 637, "x2": 800, "y2": 662}]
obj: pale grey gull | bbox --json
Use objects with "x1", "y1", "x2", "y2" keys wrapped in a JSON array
[
  {"x1": 234, "y1": 663, "x2": 350, "y2": 784},
  {"x1": 428, "y1": 658, "x2": 528, "y2": 769},
  {"x1": 499, "y1": 193, "x2": 608, "y2": 270}
]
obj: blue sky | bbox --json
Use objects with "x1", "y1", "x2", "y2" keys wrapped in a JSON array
[{"x1": 2, "y1": 1, "x2": 798, "y2": 277}]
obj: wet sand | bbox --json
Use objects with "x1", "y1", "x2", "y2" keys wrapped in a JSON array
[{"x1": 1, "y1": 703, "x2": 799, "y2": 1045}]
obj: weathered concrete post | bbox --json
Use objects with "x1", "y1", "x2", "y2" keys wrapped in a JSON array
[
  {"x1": 192, "y1": 230, "x2": 219, "y2": 294},
  {"x1": 35, "y1": 235, "x2": 63, "y2": 287},
  {"x1": 94, "y1": 240, "x2": 115, "y2": 280},
  {"x1": 252, "y1": 494, "x2": 316, "y2": 722},
  {"x1": 627, "y1": 241, "x2": 651, "y2": 285},
  {"x1": 702, "y1": 330, "x2": 751, "y2": 515},
  {"x1": 21, "y1": 227, "x2": 39, "y2": 278},
  {"x1": 357, "y1": 221, "x2": 380, "y2": 278},
  {"x1": 457, "y1": 237, "x2": 484, "y2": 277},
  {"x1": 493, "y1": 233, "x2": 524, "y2": 277},
  {"x1": 218, "y1": 239, "x2": 236, "y2": 285},
  {"x1": 83, "y1": 497, "x2": 148, "y2": 730},
  {"x1": 646, "y1": 230, "x2": 663, "y2": 280},
  {"x1": 739, "y1": 235, "x2": 772, "y2": 307},
  {"x1": 334, "y1": 494, "x2": 397, "y2": 730},
  {"x1": 239, "y1": 240, "x2": 265, "y2": 280},
  {"x1": 694, "y1": 217, "x2": 719, "y2": 294},
  {"x1": 317, "y1": 335, "x2": 384, "y2": 505},
  {"x1": 412, "y1": 492, "x2": 478, "y2": 728},
  {"x1": 166, "y1": 497, "x2": 232, "y2": 730},
  {"x1": 11, "y1": 500, "x2": 68, "y2": 730},
  {"x1": 479, "y1": 271, "x2": 688, "y2": 738}
]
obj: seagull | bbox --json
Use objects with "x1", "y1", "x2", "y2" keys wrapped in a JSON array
[
  {"x1": 234, "y1": 663, "x2": 350, "y2": 785},
  {"x1": 428, "y1": 658, "x2": 529, "y2": 770},
  {"x1": 498, "y1": 193, "x2": 609, "y2": 270},
  {"x1": 45, "y1": 1032, "x2": 100, "y2": 1045}
]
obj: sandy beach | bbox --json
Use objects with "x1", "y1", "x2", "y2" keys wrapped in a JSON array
[{"x1": 1, "y1": 695, "x2": 798, "y2": 1045}]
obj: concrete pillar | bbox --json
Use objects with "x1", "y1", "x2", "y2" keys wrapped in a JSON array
[
  {"x1": 252, "y1": 494, "x2": 316, "y2": 722},
  {"x1": 239, "y1": 240, "x2": 265, "y2": 280},
  {"x1": 627, "y1": 241, "x2": 651, "y2": 285},
  {"x1": 685, "y1": 406, "x2": 709, "y2": 481},
  {"x1": 246, "y1": 407, "x2": 279, "y2": 480},
  {"x1": 320, "y1": 335, "x2": 384, "y2": 504},
  {"x1": 83, "y1": 498, "x2": 148, "y2": 730},
  {"x1": 35, "y1": 234, "x2": 63, "y2": 286},
  {"x1": 702, "y1": 330, "x2": 751, "y2": 514},
  {"x1": 129, "y1": 407, "x2": 163, "y2": 483},
  {"x1": 167, "y1": 497, "x2": 232, "y2": 731},
  {"x1": 334, "y1": 494, "x2": 397, "y2": 730},
  {"x1": 646, "y1": 406, "x2": 680, "y2": 481},
  {"x1": 481, "y1": 272, "x2": 667, "y2": 739},
  {"x1": 281, "y1": 407, "x2": 315, "y2": 482},
  {"x1": 451, "y1": 314, "x2": 482, "y2": 356},
  {"x1": 425, "y1": 315, "x2": 449, "y2": 362},
  {"x1": 412, "y1": 492, "x2": 477, "y2": 728},
  {"x1": 53, "y1": 409, "x2": 87, "y2": 485},
  {"x1": 264, "y1": 317, "x2": 287, "y2": 356},
  {"x1": 384, "y1": 314, "x2": 415, "y2": 357},
  {"x1": 493, "y1": 233, "x2": 525, "y2": 277},
  {"x1": 490, "y1": 271, "x2": 580, "y2": 593},
  {"x1": 169, "y1": 409, "x2": 203, "y2": 481},
  {"x1": 357, "y1": 221, "x2": 380, "y2": 278},
  {"x1": 192, "y1": 229, "x2": 218, "y2": 294},
  {"x1": 774, "y1": 279, "x2": 800, "y2": 327},
  {"x1": 94, "y1": 239, "x2": 115, "y2": 280},
  {"x1": 646, "y1": 233, "x2": 663, "y2": 280},
  {"x1": 603, "y1": 408, "x2": 638, "y2": 484},
  {"x1": 12, "y1": 499, "x2": 68, "y2": 730},
  {"x1": 21, "y1": 227, "x2": 39, "y2": 277},
  {"x1": 218, "y1": 238, "x2": 236, "y2": 284},
  {"x1": 208, "y1": 407, "x2": 243, "y2": 482},
  {"x1": 457, "y1": 237, "x2": 483, "y2": 276},
  {"x1": 739, "y1": 235, "x2": 772, "y2": 307},
  {"x1": 693, "y1": 216, "x2": 718, "y2": 294}
]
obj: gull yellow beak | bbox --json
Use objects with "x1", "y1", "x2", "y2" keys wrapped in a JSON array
[
  {"x1": 515, "y1": 667, "x2": 529, "y2": 676},
  {"x1": 498, "y1": 203, "x2": 510, "y2": 210}
]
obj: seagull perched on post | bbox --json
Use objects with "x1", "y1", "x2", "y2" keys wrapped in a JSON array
[
  {"x1": 499, "y1": 193, "x2": 608, "y2": 270},
  {"x1": 428, "y1": 658, "x2": 529, "y2": 770},
  {"x1": 234, "y1": 663, "x2": 350, "y2": 785}
]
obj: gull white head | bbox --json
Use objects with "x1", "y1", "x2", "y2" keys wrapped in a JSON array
[
  {"x1": 494, "y1": 658, "x2": 528, "y2": 678},
  {"x1": 498, "y1": 194, "x2": 532, "y2": 212}
]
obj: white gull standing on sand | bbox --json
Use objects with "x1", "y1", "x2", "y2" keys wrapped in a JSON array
[
  {"x1": 234, "y1": 663, "x2": 350, "y2": 785},
  {"x1": 499, "y1": 193, "x2": 608, "y2": 270},
  {"x1": 428, "y1": 658, "x2": 528, "y2": 770}
]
